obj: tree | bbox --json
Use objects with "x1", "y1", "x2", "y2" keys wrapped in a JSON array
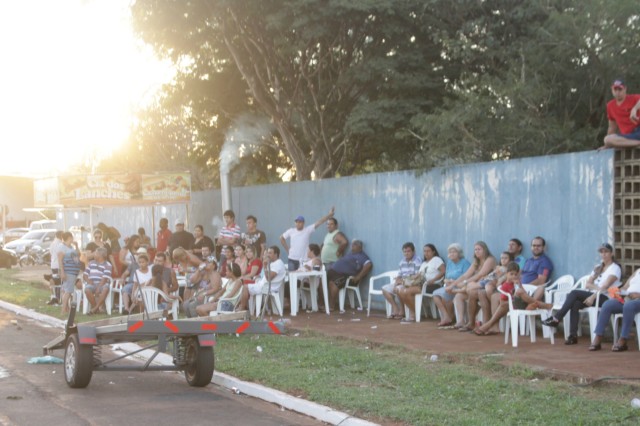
[
  {"x1": 130, "y1": 0, "x2": 447, "y2": 181},
  {"x1": 407, "y1": 0, "x2": 640, "y2": 168}
]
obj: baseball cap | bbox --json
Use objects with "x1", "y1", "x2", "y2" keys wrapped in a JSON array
[
  {"x1": 174, "y1": 218, "x2": 184, "y2": 226},
  {"x1": 612, "y1": 78, "x2": 626, "y2": 88},
  {"x1": 136, "y1": 247, "x2": 148, "y2": 255},
  {"x1": 599, "y1": 243, "x2": 613, "y2": 252},
  {"x1": 295, "y1": 215, "x2": 305, "y2": 222}
]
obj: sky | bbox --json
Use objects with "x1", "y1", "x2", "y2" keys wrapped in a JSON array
[{"x1": 0, "y1": 0, "x2": 173, "y2": 177}]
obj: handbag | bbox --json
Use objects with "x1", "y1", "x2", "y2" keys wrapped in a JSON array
[{"x1": 403, "y1": 274, "x2": 425, "y2": 288}]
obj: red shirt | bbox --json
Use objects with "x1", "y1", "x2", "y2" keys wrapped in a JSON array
[
  {"x1": 500, "y1": 281, "x2": 515, "y2": 301},
  {"x1": 157, "y1": 228, "x2": 172, "y2": 253},
  {"x1": 607, "y1": 94, "x2": 640, "y2": 134}
]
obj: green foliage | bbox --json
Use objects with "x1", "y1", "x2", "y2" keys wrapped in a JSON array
[
  {"x1": 409, "y1": 0, "x2": 640, "y2": 170},
  {"x1": 112, "y1": 0, "x2": 640, "y2": 184}
]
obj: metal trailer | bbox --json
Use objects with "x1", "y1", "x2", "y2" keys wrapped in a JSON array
[{"x1": 43, "y1": 303, "x2": 284, "y2": 389}]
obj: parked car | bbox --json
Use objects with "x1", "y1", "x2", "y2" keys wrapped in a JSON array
[
  {"x1": 3, "y1": 229, "x2": 57, "y2": 255},
  {"x1": 0, "y1": 244, "x2": 18, "y2": 268},
  {"x1": 0, "y1": 227, "x2": 30, "y2": 244},
  {"x1": 30, "y1": 220, "x2": 57, "y2": 230}
]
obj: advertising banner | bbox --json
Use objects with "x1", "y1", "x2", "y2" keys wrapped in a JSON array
[{"x1": 34, "y1": 173, "x2": 191, "y2": 207}]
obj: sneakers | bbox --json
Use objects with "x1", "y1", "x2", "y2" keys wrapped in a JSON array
[
  {"x1": 46, "y1": 298, "x2": 59, "y2": 306},
  {"x1": 542, "y1": 317, "x2": 559, "y2": 327}
]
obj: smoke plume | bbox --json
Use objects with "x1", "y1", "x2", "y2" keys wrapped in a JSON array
[{"x1": 219, "y1": 114, "x2": 275, "y2": 175}]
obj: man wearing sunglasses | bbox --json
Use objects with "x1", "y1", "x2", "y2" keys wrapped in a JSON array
[{"x1": 600, "y1": 78, "x2": 640, "y2": 149}]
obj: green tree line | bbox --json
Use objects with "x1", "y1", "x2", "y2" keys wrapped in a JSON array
[{"x1": 101, "y1": 0, "x2": 640, "y2": 188}]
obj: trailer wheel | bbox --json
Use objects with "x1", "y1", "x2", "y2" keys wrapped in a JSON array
[
  {"x1": 64, "y1": 334, "x2": 93, "y2": 388},
  {"x1": 184, "y1": 338, "x2": 214, "y2": 387}
]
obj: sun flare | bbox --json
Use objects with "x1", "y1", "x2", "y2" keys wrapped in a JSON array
[{"x1": 0, "y1": 0, "x2": 173, "y2": 177}]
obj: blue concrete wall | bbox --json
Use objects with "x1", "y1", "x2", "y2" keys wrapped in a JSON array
[{"x1": 59, "y1": 150, "x2": 614, "y2": 309}]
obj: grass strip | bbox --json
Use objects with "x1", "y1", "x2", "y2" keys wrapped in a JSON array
[{"x1": 2, "y1": 268, "x2": 639, "y2": 424}]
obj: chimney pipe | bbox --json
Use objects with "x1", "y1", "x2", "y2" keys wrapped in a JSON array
[{"x1": 220, "y1": 172, "x2": 232, "y2": 214}]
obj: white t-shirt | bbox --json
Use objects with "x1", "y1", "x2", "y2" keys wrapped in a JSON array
[
  {"x1": 281, "y1": 225, "x2": 315, "y2": 261},
  {"x1": 135, "y1": 268, "x2": 153, "y2": 285},
  {"x1": 50, "y1": 238, "x2": 63, "y2": 269},
  {"x1": 418, "y1": 256, "x2": 445, "y2": 283},
  {"x1": 592, "y1": 262, "x2": 622, "y2": 289},
  {"x1": 626, "y1": 269, "x2": 640, "y2": 294},
  {"x1": 258, "y1": 258, "x2": 287, "y2": 291}
]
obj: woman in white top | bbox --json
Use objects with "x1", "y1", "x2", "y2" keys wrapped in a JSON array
[
  {"x1": 542, "y1": 243, "x2": 621, "y2": 345},
  {"x1": 590, "y1": 265, "x2": 640, "y2": 352},
  {"x1": 397, "y1": 244, "x2": 445, "y2": 322}
]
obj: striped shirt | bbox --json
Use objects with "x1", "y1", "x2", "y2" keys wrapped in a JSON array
[
  {"x1": 218, "y1": 225, "x2": 241, "y2": 245},
  {"x1": 398, "y1": 255, "x2": 422, "y2": 277},
  {"x1": 86, "y1": 260, "x2": 113, "y2": 285},
  {"x1": 61, "y1": 245, "x2": 81, "y2": 276}
]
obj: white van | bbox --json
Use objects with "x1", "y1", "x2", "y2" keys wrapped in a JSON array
[{"x1": 30, "y1": 220, "x2": 57, "y2": 230}]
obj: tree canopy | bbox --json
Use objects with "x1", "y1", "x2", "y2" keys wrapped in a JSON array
[{"x1": 108, "y1": 0, "x2": 640, "y2": 188}]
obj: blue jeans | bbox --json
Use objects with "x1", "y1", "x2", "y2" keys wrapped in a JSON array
[
  {"x1": 594, "y1": 298, "x2": 640, "y2": 339},
  {"x1": 288, "y1": 259, "x2": 300, "y2": 272}
]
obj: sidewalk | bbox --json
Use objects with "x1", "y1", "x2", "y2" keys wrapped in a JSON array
[{"x1": 286, "y1": 308, "x2": 639, "y2": 382}]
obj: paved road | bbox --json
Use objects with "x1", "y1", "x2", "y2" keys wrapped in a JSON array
[{"x1": 0, "y1": 309, "x2": 319, "y2": 426}]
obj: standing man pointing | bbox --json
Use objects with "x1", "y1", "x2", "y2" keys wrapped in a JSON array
[{"x1": 280, "y1": 207, "x2": 335, "y2": 271}]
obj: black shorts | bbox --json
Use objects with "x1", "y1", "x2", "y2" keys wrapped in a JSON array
[{"x1": 327, "y1": 269, "x2": 349, "y2": 288}]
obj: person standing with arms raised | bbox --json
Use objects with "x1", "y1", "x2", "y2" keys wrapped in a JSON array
[{"x1": 280, "y1": 207, "x2": 335, "y2": 271}]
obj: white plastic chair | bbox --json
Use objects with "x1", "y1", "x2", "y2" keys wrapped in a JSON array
[
  {"x1": 611, "y1": 312, "x2": 640, "y2": 350},
  {"x1": 557, "y1": 274, "x2": 599, "y2": 341},
  {"x1": 411, "y1": 279, "x2": 444, "y2": 323},
  {"x1": 339, "y1": 276, "x2": 364, "y2": 313},
  {"x1": 299, "y1": 267, "x2": 324, "y2": 311},
  {"x1": 541, "y1": 274, "x2": 574, "y2": 338},
  {"x1": 139, "y1": 286, "x2": 179, "y2": 320},
  {"x1": 367, "y1": 271, "x2": 397, "y2": 317},
  {"x1": 81, "y1": 277, "x2": 113, "y2": 315},
  {"x1": 499, "y1": 283, "x2": 554, "y2": 347},
  {"x1": 110, "y1": 278, "x2": 125, "y2": 314},
  {"x1": 545, "y1": 274, "x2": 575, "y2": 305},
  {"x1": 251, "y1": 279, "x2": 285, "y2": 317},
  {"x1": 209, "y1": 279, "x2": 242, "y2": 316}
]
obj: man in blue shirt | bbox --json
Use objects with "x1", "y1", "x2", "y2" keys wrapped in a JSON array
[
  {"x1": 516, "y1": 236, "x2": 554, "y2": 307},
  {"x1": 327, "y1": 240, "x2": 373, "y2": 311}
]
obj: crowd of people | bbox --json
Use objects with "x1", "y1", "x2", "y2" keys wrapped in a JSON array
[
  {"x1": 44, "y1": 208, "x2": 363, "y2": 317},
  {"x1": 384, "y1": 237, "x2": 640, "y2": 352},
  {"x1": 42, "y1": 206, "x2": 640, "y2": 351}
]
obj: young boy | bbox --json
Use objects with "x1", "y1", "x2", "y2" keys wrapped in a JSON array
[{"x1": 473, "y1": 261, "x2": 524, "y2": 336}]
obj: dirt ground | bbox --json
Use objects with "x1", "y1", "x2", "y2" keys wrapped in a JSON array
[
  {"x1": 286, "y1": 308, "x2": 640, "y2": 383},
  {"x1": 12, "y1": 265, "x2": 639, "y2": 383}
]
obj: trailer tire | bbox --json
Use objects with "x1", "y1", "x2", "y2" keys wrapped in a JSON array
[
  {"x1": 64, "y1": 334, "x2": 93, "y2": 388},
  {"x1": 184, "y1": 338, "x2": 214, "y2": 387}
]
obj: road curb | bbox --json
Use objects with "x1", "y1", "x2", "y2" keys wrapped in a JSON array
[{"x1": 0, "y1": 300, "x2": 377, "y2": 426}]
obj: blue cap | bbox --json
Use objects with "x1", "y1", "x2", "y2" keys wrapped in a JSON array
[{"x1": 295, "y1": 215, "x2": 305, "y2": 222}]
